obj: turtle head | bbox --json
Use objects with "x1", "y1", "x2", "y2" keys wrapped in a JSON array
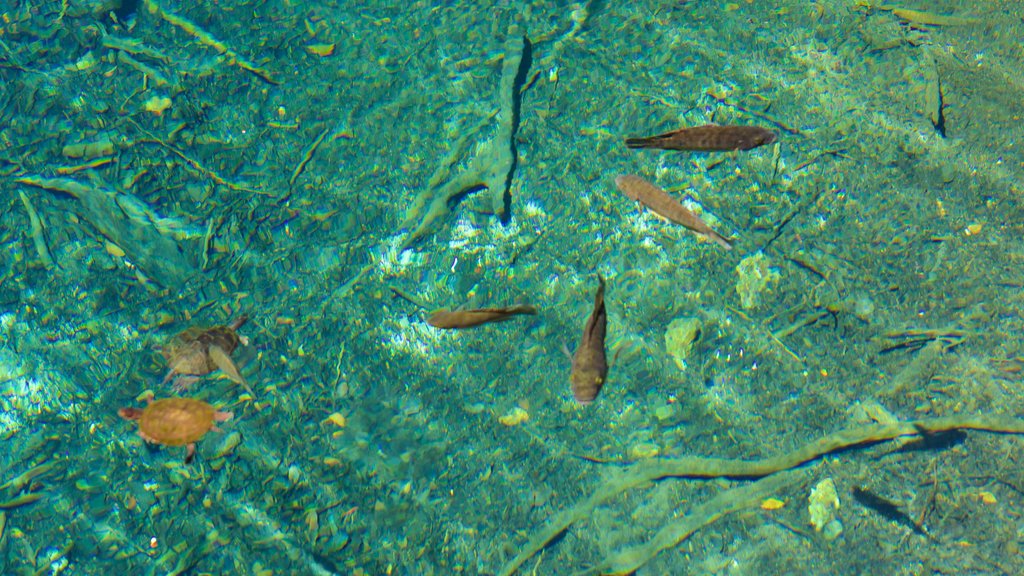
[{"x1": 118, "y1": 407, "x2": 144, "y2": 421}]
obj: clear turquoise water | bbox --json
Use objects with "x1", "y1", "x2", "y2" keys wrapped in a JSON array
[{"x1": 2, "y1": 1, "x2": 1022, "y2": 574}]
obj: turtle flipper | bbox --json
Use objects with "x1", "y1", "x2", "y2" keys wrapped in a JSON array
[
  {"x1": 209, "y1": 345, "x2": 255, "y2": 397},
  {"x1": 171, "y1": 374, "x2": 200, "y2": 392}
]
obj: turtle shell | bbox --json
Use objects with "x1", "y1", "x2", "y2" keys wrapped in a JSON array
[
  {"x1": 137, "y1": 397, "x2": 217, "y2": 446},
  {"x1": 162, "y1": 325, "x2": 243, "y2": 376}
]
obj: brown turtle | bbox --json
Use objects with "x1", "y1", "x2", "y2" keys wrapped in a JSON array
[
  {"x1": 118, "y1": 394, "x2": 233, "y2": 463},
  {"x1": 158, "y1": 315, "x2": 253, "y2": 395}
]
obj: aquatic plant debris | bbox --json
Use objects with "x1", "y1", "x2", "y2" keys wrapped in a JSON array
[
  {"x1": 0, "y1": 462, "x2": 57, "y2": 495},
  {"x1": 0, "y1": 492, "x2": 45, "y2": 510},
  {"x1": 920, "y1": 46, "x2": 945, "y2": 136},
  {"x1": 399, "y1": 22, "x2": 530, "y2": 249},
  {"x1": 580, "y1": 468, "x2": 814, "y2": 576},
  {"x1": 289, "y1": 126, "x2": 332, "y2": 188},
  {"x1": 141, "y1": 0, "x2": 279, "y2": 84},
  {"x1": 17, "y1": 190, "x2": 56, "y2": 270},
  {"x1": 484, "y1": 25, "x2": 530, "y2": 222},
  {"x1": 497, "y1": 414, "x2": 1024, "y2": 576},
  {"x1": 15, "y1": 175, "x2": 196, "y2": 286}
]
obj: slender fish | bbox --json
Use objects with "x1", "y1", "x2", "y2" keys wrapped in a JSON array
[
  {"x1": 570, "y1": 276, "x2": 608, "y2": 404},
  {"x1": 615, "y1": 174, "x2": 732, "y2": 250},
  {"x1": 626, "y1": 124, "x2": 777, "y2": 152},
  {"x1": 427, "y1": 305, "x2": 538, "y2": 329}
]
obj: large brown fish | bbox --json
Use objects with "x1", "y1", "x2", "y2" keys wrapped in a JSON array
[
  {"x1": 427, "y1": 305, "x2": 537, "y2": 329},
  {"x1": 625, "y1": 124, "x2": 777, "y2": 152},
  {"x1": 570, "y1": 277, "x2": 608, "y2": 404},
  {"x1": 615, "y1": 174, "x2": 732, "y2": 250}
]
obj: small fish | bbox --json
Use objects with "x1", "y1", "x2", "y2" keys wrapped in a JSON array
[
  {"x1": 625, "y1": 124, "x2": 777, "y2": 152},
  {"x1": 615, "y1": 174, "x2": 732, "y2": 250},
  {"x1": 570, "y1": 276, "x2": 608, "y2": 404},
  {"x1": 427, "y1": 305, "x2": 538, "y2": 329}
]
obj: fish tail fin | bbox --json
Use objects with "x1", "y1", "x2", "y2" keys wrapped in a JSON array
[
  {"x1": 624, "y1": 137, "x2": 654, "y2": 149},
  {"x1": 707, "y1": 231, "x2": 733, "y2": 250}
]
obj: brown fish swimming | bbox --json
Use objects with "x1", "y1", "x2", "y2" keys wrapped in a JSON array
[
  {"x1": 427, "y1": 305, "x2": 538, "y2": 329},
  {"x1": 625, "y1": 124, "x2": 777, "y2": 152},
  {"x1": 615, "y1": 174, "x2": 732, "y2": 250},
  {"x1": 570, "y1": 276, "x2": 608, "y2": 404}
]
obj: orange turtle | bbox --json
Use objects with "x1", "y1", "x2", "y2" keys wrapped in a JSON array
[
  {"x1": 158, "y1": 315, "x2": 253, "y2": 395},
  {"x1": 118, "y1": 394, "x2": 233, "y2": 463}
]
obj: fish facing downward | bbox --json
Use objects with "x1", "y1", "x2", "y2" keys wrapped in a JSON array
[
  {"x1": 427, "y1": 305, "x2": 538, "y2": 329},
  {"x1": 625, "y1": 125, "x2": 777, "y2": 152},
  {"x1": 615, "y1": 174, "x2": 732, "y2": 250},
  {"x1": 570, "y1": 276, "x2": 608, "y2": 404}
]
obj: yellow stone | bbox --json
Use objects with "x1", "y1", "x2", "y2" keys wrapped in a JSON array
[
  {"x1": 63, "y1": 138, "x2": 114, "y2": 159},
  {"x1": 665, "y1": 317, "x2": 702, "y2": 370},
  {"x1": 498, "y1": 406, "x2": 529, "y2": 426},
  {"x1": 105, "y1": 242, "x2": 126, "y2": 258},
  {"x1": 628, "y1": 443, "x2": 660, "y2": 460},
  {"x1": 71, "y1": 51, "x2": 98, "y2": 71},
  {"x1": 735, "y1": 251, "x2": 779, "y2": 309},
  {"x1": 323, "y1": 413, "x2": 347, "y2": 428},
  {"x1": 979, "y1": 491, "x2": 997, "y2": 505},
  {"x1": 143, "y1": 96, "x2": 172, "y2": 115},
  {"x1": 760, "y1": 497, "x2": 785, "y2": 510},
  {"x1": 808, "y1": 478, "x2": 841, "y2": 534},
  {"x1": 306, "y1": 43, "x2": 335, "y2": 57}
]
